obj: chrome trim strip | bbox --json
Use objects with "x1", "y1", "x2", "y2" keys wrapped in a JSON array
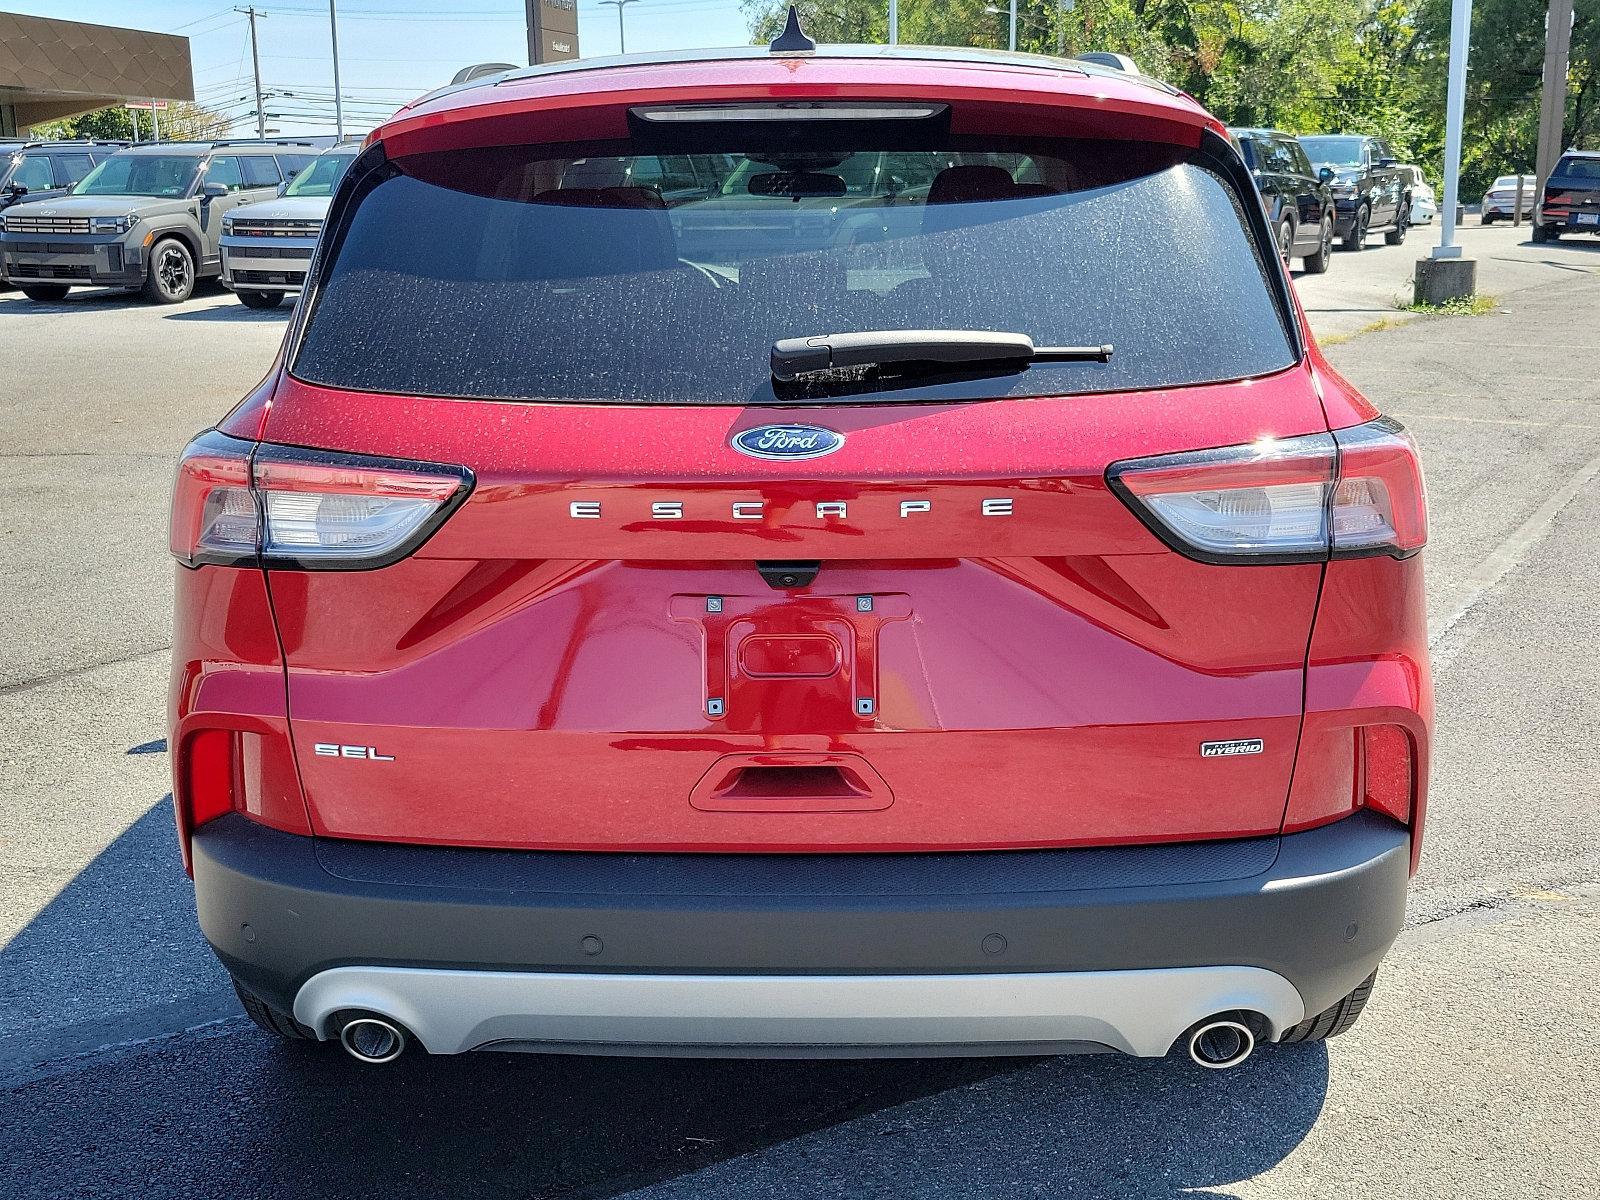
[{"x1": 294, "y1": 965, "x2": 1304, "y2": 1058}]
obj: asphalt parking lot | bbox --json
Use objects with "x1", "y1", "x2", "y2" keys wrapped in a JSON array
[{"x1": 2, "y1": 225, "x2": 1599, "y2": 1199}]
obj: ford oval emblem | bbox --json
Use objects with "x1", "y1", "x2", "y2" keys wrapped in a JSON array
[{"x1": 732, "y1": 424, "x2": 845, "y2": 461}]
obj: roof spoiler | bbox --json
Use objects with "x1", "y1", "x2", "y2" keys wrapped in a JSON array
[{"x1": 1073, "y1": 51, "x2": 1142, "y2": 74}]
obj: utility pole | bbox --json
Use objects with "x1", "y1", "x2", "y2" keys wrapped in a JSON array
[
  {"x1": 329, "y1": 0, "x2": 345, "y2": 140},
  {"x1": 235, "y1": 6, "x2": 266, "y2": 139},
  {"x1": 1535, "y1": 0, "x2": 1575, "y2": 198},
  {"x1": 888, "y1": 0, "x2": 898, "y2": 45},
  {"x1": 1010, "y1": 0, "x2": 1018, "y2": 52}
]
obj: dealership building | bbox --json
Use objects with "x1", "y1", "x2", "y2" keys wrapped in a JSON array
[{"x1": 0, "y1": 10, "x2": 192, "y2": 136}]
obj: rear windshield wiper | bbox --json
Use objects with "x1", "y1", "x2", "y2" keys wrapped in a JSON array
[{"x1": 771, "y1": 330, "x2": 1113, "y2": 382}]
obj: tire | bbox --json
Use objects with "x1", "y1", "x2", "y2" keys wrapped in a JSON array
[
  {"x1": 236, "y1": 289, "x2": 282, "y2": 310},
  {"x1": 233, "y1": 978, "x2": 316, "y2": 1041},
  {"x1": 19, "y1": 284, "x2": 70, "y2": 302},
  {"x1": 142, "y1": 236, "x2": 196, "y2": 304},
  {"x1": 1278, "y1": 971, "x2": 1377, "y2": 1043},
  {"x1": 1385, "y1": 203, "x2": 1410, "y2": 245},
  {"x1": 1342, "y1": 205, "x2": 1369, "y2": 251},
  {"x1": 1277, "y1": 217, "x2": 1295, "y2": 262},
  {"x1": 1303, "y1": 215, "x2": 1334, "y2": 274},
  {"x1": 1481, "y1": 212, "x2": 1496, "y2": 225}
]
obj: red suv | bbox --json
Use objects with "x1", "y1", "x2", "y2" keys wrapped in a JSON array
[{"x1": 169, "y1": 37, "x2": 1430, "y2": 1070}]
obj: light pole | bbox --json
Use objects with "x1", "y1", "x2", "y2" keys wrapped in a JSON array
[
  {"x1": 329, "y1": 0, "x2": 345, "y2": 140},
  {"x1": 1435, "y1": 0, "x2": 1472, "y2": 258},
  {"x1": 600, "y1": 0, "x2": 641, "y2": 55},
  {"x1": 1415, "y1": 0, "x2": 1476, "y2": 305},
  {"x1": 983, "y1": 2, "x2": 1020, "y2": 52},
  {"x1": 889, "y1": 0, "x2": 898, "y2": 45}
]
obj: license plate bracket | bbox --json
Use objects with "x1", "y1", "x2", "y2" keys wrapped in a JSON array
[{"x1": 671, "y1": 591, "x2": 911, "y2": 731}]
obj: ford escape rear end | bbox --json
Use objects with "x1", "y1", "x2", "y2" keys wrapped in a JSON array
[{"x1": 169, "y1": 40, "x2": 1431, "y2": 1068}]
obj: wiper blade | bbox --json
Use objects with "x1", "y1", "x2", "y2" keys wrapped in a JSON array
[{"x1": 771, "y1": 330, "x2": 1112, "y2": 382}]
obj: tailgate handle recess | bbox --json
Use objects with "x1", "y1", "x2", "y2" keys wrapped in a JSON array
[{"x1": 690, "y1": 751, "x2": 893, "y2": 812}]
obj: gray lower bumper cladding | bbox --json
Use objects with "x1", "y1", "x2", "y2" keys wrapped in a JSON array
[{"x1": 193, "y1": 809, "x2": 1410, "y2": 1059}]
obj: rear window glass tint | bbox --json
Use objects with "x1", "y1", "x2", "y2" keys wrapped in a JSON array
[
  {"x1": 1555, "y1": 157, "x2": 1600, "y2": 181},
  {"x1": 295, "y1": 137, "x2": 1294, "y2": 405}
]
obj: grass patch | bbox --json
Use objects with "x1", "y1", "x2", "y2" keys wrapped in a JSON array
[
  {"x1": 1321, "y1": 316, "x2": 1409, "y2": 346},
  {"x1": 1399, "y1": 293, "x2": 1500, "y2": 317}
]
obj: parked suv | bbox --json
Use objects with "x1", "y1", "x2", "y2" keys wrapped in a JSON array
[
  {"x1": 171, "y1": 41, "x2": 1431, "y2": 1070},
  {"x1": 0, "y1": 140, "x2": 123, "y2": 212},
  {"x1": 1300, "y1": 134, "x2": 1411, "y2": 250},
  {"x1": 1230, "y1": 127, "x2": 1335, "y2": 272},
  {"x1": 1533, "y1": 151, "x2": 1600, "y2": 242},
  {"x1": 221, "y1": 143, "x2": 357, "y2": 308},
  {"x1": 0, "y1": 140, "x2": 319, "y2": 303}
]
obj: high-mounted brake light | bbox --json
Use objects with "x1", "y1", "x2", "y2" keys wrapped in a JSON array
[
  {"x1": 1107, "y1": 416, "x2": 1427, "y2": 564},
  {"x1": 631, "y1": 102, "x2": 948, "y2": 123},
  {"x1": 170, "y1": 431, "x2": 473, "y2": 569}
]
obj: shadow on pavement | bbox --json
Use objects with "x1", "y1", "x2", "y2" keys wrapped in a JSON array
[
  {"x1": 163, "y1": 300, "x2": 292, "y2": 322},
  {"x1": 3, "y1": 803, "x2": 1327, "y2": 1200},
  {"x1": 0, "y1": 802, "x2": 231, "y2": 1057}
]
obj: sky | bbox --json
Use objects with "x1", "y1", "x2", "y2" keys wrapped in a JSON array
[{"x1": 17, "y1": 0, "x2": 757, "y2": 135}]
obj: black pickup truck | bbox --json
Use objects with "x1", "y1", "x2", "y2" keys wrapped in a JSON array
[{"x1": 1299, "y1": 134, "x2": 1411, "y2": 251}]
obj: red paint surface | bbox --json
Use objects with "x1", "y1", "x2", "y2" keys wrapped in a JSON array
[
  {"x1": 250, "y1": 360, "x2": 1335, "y2": 851},
  {"x1": 377, "y1": 55, "x2": 1224, "y2": 161},
  {"x1": 174, "y1": 53, "x2": 1431, "y2": 859}
]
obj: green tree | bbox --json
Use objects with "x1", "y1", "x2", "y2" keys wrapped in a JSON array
[
  {"x1": 30, "y1": 101, "x2": 231, "y2": 143},
  {"x1": 30, "y1": 106, "x2": 138, "y2": 141},
  {"x1": 742, "y1": 0, "x2": 1595, "y2": 195}
]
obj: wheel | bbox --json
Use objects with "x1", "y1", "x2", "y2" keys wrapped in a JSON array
[
  {"x1": 233, "y1": 978, "x2": 316, "y2": 1040},
  {"x1": 18, "y1": 284, "x2": 70, "y2": 302},
  {"x1": 1532, "y1": 223, "x2": 1559, "y2": 243},
  {"x1": 1302, "y1": 215, "x2": 1335, "y2": 274},
  {"x1": 1278, "y1": 971, "x2": 1377, "y2": 1043},
  {"x1": 1385, "y1": 203, "x2": 1410, "y2": 245},
  {"x1": 1342, "y1": 205, "x2": 1369, "y2": 251},
  {"x1": 1481, "y1": 212, "x2": 1496, "y2": 225},
  {"x1": 236, "y1": 289, "x2": 282, "y2": 310},
  {"x1": 142, "y1": 236, "x2": 195, "y2": 304},
  {"x1": 1277, "y1": 217, "x2": 1295, "y2": 262}
]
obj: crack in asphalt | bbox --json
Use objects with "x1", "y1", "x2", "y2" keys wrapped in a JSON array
[{"x1": 0, "y1": 643, "x2": 171, "y2": 698}]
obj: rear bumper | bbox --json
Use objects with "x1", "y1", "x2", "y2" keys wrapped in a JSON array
[{"x1": 193, "y1": 810, "x2": 1410, "y2": 1057}]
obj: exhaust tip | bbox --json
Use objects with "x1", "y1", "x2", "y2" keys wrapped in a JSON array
[
  {"x1": 339, "y1": 1015, "x2": 408, "y2": 1064},
  {"x1": 1186, "y1": 1017, "x2": 1256, "y2": 1069}
]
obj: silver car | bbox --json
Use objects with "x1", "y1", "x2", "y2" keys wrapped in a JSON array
[
  {"x1": 1481, "y1": 173, "x2": 1536, "y2": 223},
  {"x1": 221, "y1": 145, "x2": 356, "y2": 309}
]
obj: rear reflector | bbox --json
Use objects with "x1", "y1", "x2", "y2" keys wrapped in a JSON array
[
  {"x1": 1107, "y1": 416, "x2": 1427, "y2": 564},
  {"x1": 170, "y1": 431, "x2": 473, "y2": 569},
  {"x1": 176, "y1": 729, "x2": 237, "y2": 876}
]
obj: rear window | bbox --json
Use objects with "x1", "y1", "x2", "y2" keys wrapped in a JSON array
[
  {"x1": 294, "y1": 136, "x2": 1294, "y2": 405},
  {"x1": 1554, "y1": 156, "x2": 1600, "y2": 182}
]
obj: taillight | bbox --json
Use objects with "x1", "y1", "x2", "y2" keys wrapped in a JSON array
[
  {"x1": 170, "y1": 432, "x2": 256, "y2": 566},
  {"x1": 1107, "y1": 416, "x2": 1426, "y2": 563},
  {"x1": 1330, "y1": 417, "x2": 1428, "y2": 556},
  {"x1": 170, "y1": 432, "x2": 473, "y2": 569},
  {"x1": 176, "y1": 728, "x2": 238, "y2": 876}
]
